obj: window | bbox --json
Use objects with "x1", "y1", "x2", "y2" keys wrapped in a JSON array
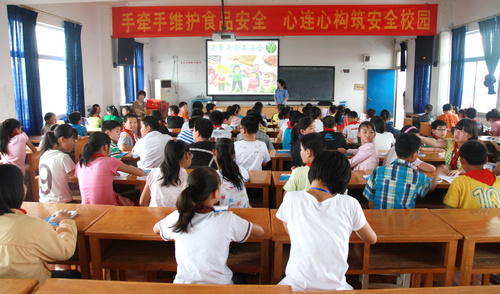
[
  {"x1": 461, "y1": 30, "x2": 499, "y2": 113},
  {"x1": 36, "y1": 23, "x2": 67, "y2": 115}
]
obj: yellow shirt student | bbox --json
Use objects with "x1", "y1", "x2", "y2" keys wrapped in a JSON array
[{"x1": 444, "y1": 172, "x2": 500, "y2": 209}]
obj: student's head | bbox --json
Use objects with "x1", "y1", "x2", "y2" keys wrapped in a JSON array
[
  {"x1": 68, "y1": 112, "x2": 83, "y2": 125},
  {"x1": 291, "y1": 116, "x2": 315, "y2": 144},
  {"x1": 121, "y1": 106, "x2": 132, "y2": 117},
  {"x1": 150, "y1": 110, "x2": 163, "y2": 122},
  {"x1": 330, "y1": 105, "x2": 338, "y2": 116},
  {"x1": 380, "y1": 109, "x2": 392, "y2": 122},
  {"x1": 179, "y1": 101, "x2": 188, "y2": 112},
  {"x1": 222, "y1": 112, "x2": 231, "y2": 125},
  {"x1": 370, "y1": 116, "x2": 386, "y2": 134},
  {"x1": 334, "y1": 105, "x2": 344, "y2": 123},
  {"x1": 88, "y1": 105, "x2": 99, "y2": 117},
  {"x1": 240, "y1": 115, "x2": 259, "y2": 135},
  {"x1": 395, "y1": 133, "x2": 421, "y2": 161},
  {"x1": 140, "y1": 116, "x2": 159, "y2": 137},
  {"x1": 253, "y1": 102, "x2": 263, "y2": 112},
  {"x1": 214, "y1": 138, "x2": 245, "y2": 191},
  {"x1": 300, "y1": 133, "x2": 326, "y2": 164},
  {"x1": 400, "y1": 125, "x2": 420, "y2": 135},
  {"x1": 442, "y1": 103, "x2": 452, "y2": 112},
  {"x1": 80, "y1": 132, "x2": 111, "y2": 167},
  {"x1": 209, "y1": 111, "x2": 224, "y2": 126},
  {"x1": 458, "y1": 109, "x2": 466, "y2": 120},
  {"x1": 193, "y1": 118, "x2": 213, "y2": 140},
  {"x1": 302, "y1": 106, "x2": 312, "y2": 117},
  {"x1": 189, "y1": 116, "x2": 202, "y2": 129},
  {"x1": 93, "y1": 104, "x2": 101, "y2": 115},
  {"x1": 137, "y1": 90, "x2": 146, "y2": 100},
  {"x1": 366, "y1": 108, "x2": 376, "y2": 119},
  {"x1": 486, "y1": 109, "x2": 500, "y2": 123},
  {"x1": 424, "y1": 104, "x2": 433, "y2": 113},
  {"x1": 465, "y1": 108, "x2": 477, "y2": 119},
  {"x1": 322, "y1": 116, "x2": 336, "y2": 129},
  {"x1": 310, "y1": 106, "x2": 322, "y2": 120},
  {"x1": 430, "y1": 120, "x2": 448, "y2": 139},
  {"x1": 0, "y1": 164, "x2": 25, "y2": 215},
  {"x1": 308, "y1": 151, "x2": 351, "y2": 194},
  {"x1": 276, "y1": 103, "x2": 285, "y2": 112},
  {"x1": 206, "y1": 103, "x2": 215, "y2": 113},
  {"x1": 0, "y1": 118, "x2": 21, "y2": 155},
  {"x1": 191, "y1": 108, "x2": 204, "y2": 118},
  {"x1": 101, "y1": 120, "x2": 122, "y2": 142},
  {"x1": 246, "y1": 109, "x2": 266, "y2": 126},
  {"x1": 169, "y1": 105, "x2": 180, "y2": 115},
  {"x1": 358, "y1": 121, "x2": 376, "y2": 145},
  {"x1": 44, "y1": 112, "x2": 57, "y2": 125},
  {"x1": 106, "y1": 105, "x2": 119, "y2": 117},
  {"x1": 454, "y1": 118, "x2": 478, "y2": 143},
  {"x1": 172, "y1": 167, "x2": 220, "y2": 233},
  {"x1": 289, "y1": 111, "x2": 304, "y2": 128},
  {"x1": 459, "y1": 140, "x2": 487, "y2": 168},
  {"x1": 41, "y1": 124, "x2": 78, "y2": 155},
  {"x1": 161, "y1": 140, "x2": 191, "y2": 187},
  {"x1": 122, "y1": 114, "x2": 138, "y2": 131},
  {"x1": 192, "y1": 101, "x2": 204, "y2": 111},
  {"x1": 347, "y1": 111, "x2": 359, "y2": 122},
  {"x1": 279, "y1": 106, "x2": 291, "y2": 120}
]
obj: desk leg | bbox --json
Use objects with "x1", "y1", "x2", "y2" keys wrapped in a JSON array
[
  {"x1": 263, "y1": 187, "x2": 269, "y2": 208},
  {"x1": 273, "y1": 241, "x2": 284, "y2": 284},
  {"x1": 27, "y1": 154, "x2": 39, "y2": 202},
  {"x1": 279, "y1": 159, "x2": 283, "y2": 171},
  {"x1": 276, "y1": 187, "x2": 283, "y2": 209},
  {"x1": 459, "y1": 240, "x2": 475, "y2": 286},
  {"x1": 77, "y1": 234, "x2": 91, "y2": 279},
  {"x1": 272, "y1": 158, "x2": 277, "y2": 171},
  {"x1": 89, "y1": 237, "x2": 103, "y2": 280},
  {"x1": 260, "y1": 240, "x2": 270, "y2": 284},
  {"x1": 443, "y1": 240, "x2": 458, "y2": 287}
]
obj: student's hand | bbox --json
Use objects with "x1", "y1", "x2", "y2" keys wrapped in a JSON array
[
  {"x1": 337, "y1": 148, "x2": 347, "y2": 154},
  {"x1": 493, "y1": 164, "x2": 500, "y2": 176},
  {"x1": 434, "y1": 165, "x2": 447, "y2": 177},
  {"x1": 50, "y1": 210, "x2": 73, "y2": 223},
  {"x1": 446, "y1": 169, "x2": 461, "y2": 177}
]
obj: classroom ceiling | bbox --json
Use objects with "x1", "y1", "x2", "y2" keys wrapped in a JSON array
[{"x1": 0, "y1": 0, "x2": 454, "y2": 6}]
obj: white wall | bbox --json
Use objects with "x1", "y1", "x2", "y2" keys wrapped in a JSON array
[{"x1": 151, "y1": 35, "x2": 394, "y2": 114}]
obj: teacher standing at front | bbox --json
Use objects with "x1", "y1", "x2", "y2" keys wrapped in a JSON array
[{"x1": 274, "y1": 79, "x2": 289, "y2": 105}]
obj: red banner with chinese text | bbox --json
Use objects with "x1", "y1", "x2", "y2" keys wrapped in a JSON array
[{"x1": 112, "y1": 5, "x2": 437, "y2": 38}]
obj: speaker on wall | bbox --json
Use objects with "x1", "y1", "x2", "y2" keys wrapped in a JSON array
[
  {"x1": 415, "y1": 35, "x2": 435, "y2": 65},
  {"x1": 118, "y1": 38, "x2": 134, "y2": 65}
]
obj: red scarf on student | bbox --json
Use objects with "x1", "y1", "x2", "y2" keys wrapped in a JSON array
[
  {"x1": 287, "y1": 121, "x2": 292, "y2": 128},
  {"x1": 431, "y1": 134, "x2": 439, "y2": 140},
  {"x1": 121, "y1": 129, "x2": 136, "y2": 144},
  {"x1": 306, "y1": 163, "x2": 312, "y2": 168},
  {"x1": 465, "y1": 170, "x2": 496, "y2": 186},
  {"x1": 171, "y1": 114, "x2": 179, "y2": 117},
  {"x1": 9, "y1": 132, "x2": 21, "y2": 137},
  {"x1": 347, "y1": 121, "x2": 360, "y2": 126},
  {"x1": 194, "y1": 204, "x2": 215, "y2": 213},
  {"x1": 91, "y1": 153, "x2": 106, "y2": 158},
  {"x1": 323, "y1": 128, "x2": 335, "y2": 132},
  {"x1": 449, "y1": 142, "x2": 459, "y2": 170}
]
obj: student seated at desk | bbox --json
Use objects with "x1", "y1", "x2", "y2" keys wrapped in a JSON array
[
  {"x1": 140, "y1": 140, "x2": 191, "y2": 207},
  {"x1": 284, "y1": 133, "x2": 325, "y2": 193},
  {"x1": 420, "y1": 120, "x2": 448, "y2": 152},
  {"x1": 412, "y1": 104, "x2": 437, "y2": 128},
  {"x1": 0, "y1": 164, "x2": 79, "y2": 284},
  {"x1": 118, "y1": 114, "x2": 138, "y2": 152},
  {"x1": 177, "y1": 116, "x2": 201, "y2": 145},
  {"x1": 188, "y1": 118, "x2": 217, "y2": 169},
  {"x1": 38, "y1": 124, "x2": 77, "y2": 203},
  {"x1": 103, "y1": 105, "x2": 123, "y2": 124},
  {"x1": 342, "y1": 111, "x2": 360, "y2": 143},
  {"x1": 364, "y1": 133, "x2": 445, "y2": 209},
  {"x1": 76, "y1": 132, "x2": 145, "y2": 206},
  {"x1": 444, "y1": 140, "x2": 500, "y2": 208},
  {"x1": 436, "y1": 103, "x2": 459, "y2": 130},
  {"x1": 101, "y1": 120, "x2": 122, "y2": 160},
  {"x1": 310, "y1": 106, "x2": 324, "y2": 132},
  {"x1": 380, "y1": 109, "x2": 400, "y2": 137},
  {"x1": 371, "y1": 116, "x2": 395, "y2": 151},
  {"x1": 178, "y1": 101, "x2": 190, "y2": 121},
  {"x1": 338, "y1": 121, "x2": 379, "y2": 171},
  {"x1": 235, "y1": 111, "x2": 275, "y2": 150},
  {"x1": 272, "y1": 103, "x2": 285, "y2": 125},
  {"x1": 132, "y1": 116, "x2": 173, "y2": 169},
  {"x1": 276, "y1": 151, "x2": 377, "y2": 291},
  {"x1": 214, "y1": 138, "x2": 250, "y2": 208},
  {"x1": 150, "y1": 110, "x2": 170, "y2": 135},
  {"x1": 486, "y1": 109, "x2": 500, "y2": 136},
  {"x1": 290, "y1": 116, "x2": 316, "y2": 167},
  {"x1": 40, "y1": 112, "x2": 57, "y2": 135},
  {"x1": 234, "y1": 115, "x2": 270, "y2": 171},
  {"x1": 86, "y1": 105, "x2": 102, "y2": 132},
  {"x1": 221, "y1": 111, "x2": 233, "y2": 132},
  {"x1": 280, "y1": 111, "x2": 302, "y2": 149},
  {"x1": 0, "y1": 118, "x2": 37, "y2": 176},
  {"x1": 277, "y1": 106, "x2": 291, "y2": 130},
  {"x1": 68, "y1": 111, "x2": 87, "y2": 137},
  {"x1": 320, "y1": 116, "x2": 346, "y2": 150},
  {"x1": 153, "y1": 167, "x2": 264, "y2": 284},
  {"x1": 166, "y1": 105, "x2": 185, "y2": 129},
  {"x1": 209, "y1": 111, "x2": 232, "y2": 142}
]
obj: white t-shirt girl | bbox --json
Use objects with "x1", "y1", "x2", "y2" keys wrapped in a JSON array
[
  {"x1": 157, "y1": 210, "x2": 252, "y2": 284},
  {"x1": 38, "y1": 149, "x2": 75, "y2": 203},
  {"x1": 373, "y1": 132, "x2": 395, "y2": 151},
  {"x1": 146, "y1": 167, "x2": 188, "y2": 207},
  {"x1": 276, "y1": 191, "x2": 367, "y2": 291}
]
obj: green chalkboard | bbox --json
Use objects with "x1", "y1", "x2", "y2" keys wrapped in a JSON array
[{"x1": 212, "y1": 66, "x2": 335, "y2": 102}]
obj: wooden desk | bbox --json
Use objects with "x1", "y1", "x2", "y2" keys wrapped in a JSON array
[
  {"x1": 21, "y1": 202, "x2": 111, "y2": 279},
  {"x1": 26, "y1": 148, "x2": 41, "y2": 202},
  {"x1": 479, "y1": 135, "x2": 500, "y2": 147},
  {"x1": 267, "y1": 128, "x2": 279, "y2": 138},
  {"x1": 121, "y1": 152, "x2": 139, "y2": 166},
  {"x1": 304, "y1": 285, "x2": 500, "y2": 293},
  {"x1": 271, "y1": 209, "x2": 462, "y2": 286},
  {"x1": 431, "y1": 209, "x2": 500, "y2": 286},
  {"x1": 247, "y1": 170, "x2": 272, "y2": 208},
  {"x1": 379, "y1": 151, "x2": 446, "y2": 165},
  {"x1": 271, "y1": 170, "x2": 372, "y2": 208},
  {"x1": 37, "y1": 279, "x2": 292, "y2": 294},
  {"x1": 270, "y1": 137, "x2": 283, "y2": 149},
  {"x1": 269, "y1": 150, "x2": 291, "y2": 171},
  {"x1": 169, "y1": 128, "x2": 181, "y2": 137},
  {"x1": 0, "y1": 279, "x2": 38, "y2": 294},
  {"x1": 85, "y1": 207, "x2": 272, "y2": 283},
  {"x1": 29, "y1": 135, "x2": 42, "y2": 145}
]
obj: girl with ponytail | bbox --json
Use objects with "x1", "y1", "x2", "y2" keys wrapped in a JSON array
[
  {"x1": 139, "y1": 140, "x2": 192, "y2": 207},
  {"x1": 153, "y1": 166, "x2": 264, "y2": 284},
  {"x1": 214, "y1": 138, "x2": 250, "y2": 208},
  {"x1": 0, "y1": 118, "x2": 37, "y2": 175},
  {"x1": 38, "y1": 124, "x2": 78, "y2": 203},
  {"x1": 75, "y1": 132, "x2": 145, "y2": 205},
  {"x1": 103, "y1": 105, "x2": 123, "y2": 124}
]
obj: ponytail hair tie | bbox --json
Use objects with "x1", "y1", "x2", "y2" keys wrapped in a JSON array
[{"x1": 404, "y1": 126, "x2": 417, "y2": 133}]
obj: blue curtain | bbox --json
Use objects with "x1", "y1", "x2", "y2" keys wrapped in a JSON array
[
  {"x1": 400, "y1": 41, "x2": 407, "y2": 72},
  {"x1": 123, "y1": 65, "x2": 135, "y2": 103},
  {"x1": 7, "y1": 5, "x2": 42, "y2": 136},
  {"x1": 64, "y1": 21, "x2": 85, "y2": 115},
  {"x1": 413, "y1": 63, "x2": 432, "y2": 113},
  {"x1": 450, "y1": 26, "x2": 466, "y2": 107},
  {"x1": 134, "y1": 42, "x2": 144, "y2": 94},
  {"x1": 478, "y1": 16, "x2": 500, "y2": 94}
]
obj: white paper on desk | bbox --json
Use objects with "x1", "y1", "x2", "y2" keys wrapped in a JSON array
[
  {"x1": 440, "y1": 174, "x2": 458, "y2": 184},
  {"x1": 137, "y1": 176, "x2": 147, "y2": 180},
  {"x1": 114, "y1": 171, "x2": 129, "y2": 180},
  {"x1": 484, "y1": 162, "x2": 497, "y2": 172}
]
